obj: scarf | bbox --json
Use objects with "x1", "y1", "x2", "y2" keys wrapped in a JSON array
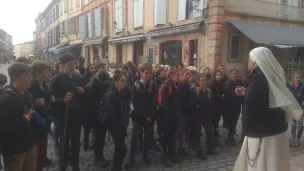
[{"x1": 249, "y1": 47, "x2": 303, "y2": 122}]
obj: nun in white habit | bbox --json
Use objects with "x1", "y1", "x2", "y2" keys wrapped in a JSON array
[{"x1": 233, "y1": 47, "x2": 303, "y2": 171}]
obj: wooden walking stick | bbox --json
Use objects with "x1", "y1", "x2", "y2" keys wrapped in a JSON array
[{"x1": 61, "y1": 102, "x2": 70, "y2": 169}]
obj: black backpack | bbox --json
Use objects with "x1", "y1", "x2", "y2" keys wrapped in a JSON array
[{"x1": 96, "y1": 90, "x2": 111, "y2": 123}]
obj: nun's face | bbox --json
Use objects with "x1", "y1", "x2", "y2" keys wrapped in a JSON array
[{"x1": 248, "y1": 58, "x2": 256, "y2": 71}]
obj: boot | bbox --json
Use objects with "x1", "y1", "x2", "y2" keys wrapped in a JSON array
[
  {"x1": 162, "y1": 155, "x2": 173, "y2": 167},
  {"x1": 178, "y1": 147, "x2": 190, "y2": 157},
  {"x1": 44, "y1": 157, "x2": 52, "y2": 167},
  {"x1": 170, "y1": 155, "x2": 180, "y2": 163},
  {"x1": 124, "y1": 158, "x2": 135, "y2": 170},
  {"x1": 206, "y1": 148, "x2": 219, "y2": 155},
  {"x1": 71, "y1": 166, "x2": 80, "y2": 171},
  {"x1": 94, "y1": 157, "x2": 110, "y2": 168},
  {"x1": 196, "y1": 150, "x2": 207, "y2": 160},
  {"x1": 111, "y1": 165, "x2": 122, "y2": 171}
]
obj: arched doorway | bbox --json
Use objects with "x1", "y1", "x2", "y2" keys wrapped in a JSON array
[{"x1": 160, "y1": 40, "x2": 182, "y2": 66}]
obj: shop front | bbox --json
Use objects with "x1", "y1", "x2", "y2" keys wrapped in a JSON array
[
  {"x1": 83, "y1": 36, "x2": 108, "y2": 63},
  {"x1": 108, "y1": 34, "x2": 145, "y2": 66},
  {"x1": 145, "y1": 22, "x2": 206, "y2": 67}
]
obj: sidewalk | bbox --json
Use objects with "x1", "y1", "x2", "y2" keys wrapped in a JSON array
[{"x1": 291, "y1": 154, "x2": 304, "y2": 171}]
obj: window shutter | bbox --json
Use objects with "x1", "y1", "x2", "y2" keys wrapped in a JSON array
[
  {"x1": 138, "y1": 0, "x2": 143, "y2": 27},
  {"x1": 79, "y1": 15, "x2": 85, "y2": 39},
  {"x1": 94, "y1": 8, "x2": 101, "y2": 37},
  {"x1": 64, "y1": 20, "x2": 69, "y2": 36},
  {"x1": 105, "y1": 7, "x2": 109, "y2": 34},
  {"x1": 101, "y1": 8, "x2": 105, "y2": 32},
  {"x1": 134, "y1": 0, "x2": 139, "y2": 28},
  {"x1": 154, "y1": 0, "x2": 167, "y2": 25},
  {"x1": 91, "y1": 10, "x2": 95, "y2": 37},
  {"x1": 64, "y1": 0, "x2": 68, "y2": 12},
  {"x1": 178, "y1": 0, "x2": 187, "y2": 21},
  {"x1": 88, "y1": 13, "x2": 92, "y2": 38}
]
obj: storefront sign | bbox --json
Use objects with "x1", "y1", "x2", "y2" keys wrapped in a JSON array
[
  {"x1": 145, "y1": 22, "x2": 202, "y2": 37},
  {"x1": 109, "y1": 35, "x2": 145, "y2": 44}
]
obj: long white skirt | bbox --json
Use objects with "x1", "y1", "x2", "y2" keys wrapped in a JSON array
[{"x1": 233, "y1": 131, "x2": 290, "y2": 171}]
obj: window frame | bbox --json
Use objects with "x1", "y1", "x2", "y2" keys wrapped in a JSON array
[
  {"x1": 115, "y1": 0, "x2": 123, "y2": 33},
  {"x1": 227, "y1": 33, "x2": 243, "y2": 62}
]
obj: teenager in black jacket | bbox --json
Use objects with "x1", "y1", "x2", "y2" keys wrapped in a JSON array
[
  {"x1": 49, "y1": 53, "x2": 85, "y2": 171},
  {"x1": 0, "y1": 63, "x2": 36, "y2": 171},
  {"x1": 190, "y1": 74, "x2": 219, "y2": 160},
  {"x1": 125, "y1": 64, "x2": 157, "y2": 170},
  {"x1": 28, "y1": 61, "x2": 55, "y2": 171},
  {"x1": 84, "y1": 71, "x2": 110, "y2": 168},
  {"x1": 103, "y1": 70, "x2": 129, "y2": 171},
  {"x1": 159, "y1": 69, "x2": 181, "y2": 167}
]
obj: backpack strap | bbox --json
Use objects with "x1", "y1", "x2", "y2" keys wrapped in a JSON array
[{"x1": 195, "y1": 87, "x2": 200, "y2": 97}]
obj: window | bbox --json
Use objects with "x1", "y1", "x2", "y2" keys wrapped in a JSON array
[
  {"x1": 84, "y1": 0, "x2": 89, "y2": 5},
  {"x1": 154, "y1": 0, "x2": 166, "y2": 25},
  {"x1": 178, "y1": 0, "x2": 204, "y2": 21},
  {"x1": 76, "y1": 0, "x2": 80, "y2": 7},
  {"x1": 115, "y1": 0, "x2": 123, "y2": 32},
  {"x1": 134, "y1": 0, "x2": 143, "y2": 28},
  {"x1": 277, "y1": 0, "x2": 300, "y2": 7},
  {"x1": 70, "y1": 0, "x2": 73, "y2": 9},
  {"x1": 60, "y1": 1, "x2": 63, "y2": 15},
  {"x1": 227, "y1": 33, "x2": 242, "y2": 62},
  {"x1": 64, "y1": 0, "x2": 68, "y2": 12}
]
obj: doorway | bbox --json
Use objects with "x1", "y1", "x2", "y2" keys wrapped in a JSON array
[
  {"x1": 160, "y1": 40, "x2": 182, "y2": 66},
  {"x1": 116, "y1": 44, "x2": 122, "y2": 65},
  {"x1": 133, "y1": 41, "x2": 144, "y2": 65},
  {"x1": 189, "y1": 39, "x2": 198, "y2": 66}
]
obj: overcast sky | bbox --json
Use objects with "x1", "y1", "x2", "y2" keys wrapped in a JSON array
[{"x1": 0, "y1": 0, "x2": 50, "y2": 45}]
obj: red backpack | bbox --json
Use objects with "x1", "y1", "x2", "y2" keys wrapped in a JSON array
[{"x1": 157, "y1": 84, "x2": 172, "y2": 107}]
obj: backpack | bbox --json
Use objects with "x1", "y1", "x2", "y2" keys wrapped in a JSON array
[
  {"x1": 157, "y1": 84, "x2": 172, "y2": 108},
  {"x1": 134, "y1": 80, "x2": 153, "y2": 91},
  {"x1": 96, "y1": 90, "x2": 111, "y2": 123}
]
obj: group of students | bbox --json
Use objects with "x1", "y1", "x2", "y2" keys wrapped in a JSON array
[{"x1": 0, "y1": 51, "x2": 303, "y2": 171}]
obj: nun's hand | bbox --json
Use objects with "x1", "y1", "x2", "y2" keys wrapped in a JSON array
[{"x1": 235, "y1": 86, "x2": 246, "y2": 96}]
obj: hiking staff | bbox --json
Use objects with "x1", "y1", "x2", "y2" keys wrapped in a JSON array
[{"x1": 61, "y1": 100, "x2": 70, "y2": 168}]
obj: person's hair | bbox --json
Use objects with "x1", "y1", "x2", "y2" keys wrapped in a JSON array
[
  {"x1": 94, "y1": 55, "x2": 100, "y2": 60},
  {"x1": 190, "y1": 70, "x2": 197, "y2": 76},
  {"x1": 168, "y1": 69, "x2": 178, "y2": 80},
  {"x1": 121, "y1": 70, "x2": 128, "y2": 77},
  {"x1": 230, "y1": 68, "x2": 239, "y2": 73},
  {"x1": 126, "y1": 61, "x2": 133, "y2": 68},
  {"x1": 219, "y1": 64, "x2": 225, "y2": 67},
  {"x1": 196, "y1": 73, "x2": 207, "y2": 80},
  {"x1": 181, "y1": 68, "x2": 190, "y2": 74},
  {"x1": 95, "y1": 62, "x2": 106, "y2": 70},
  {"x1": 293, "y1": 71, "x2": 301, "y2": 77},
  {"x1": 122, "y1": 64, "x2": 129, "y2": 70},
  {"x1": 176, "y1": 62, "x2": 184, "y2": 68},
  {"x1": 0, "y1": 73, "x2": 7, "y2": 86},
  {"x1": 97, "y1": 70, "x2": 110, "y2": 82},
  {"x1": 77, "y1": 56, "x2": 85, "y2": 65},
  {"x1": 139, "y1": 63, "x2": 152, "y2": 73},
  {"x1": 8, "y1": 63, "x2": 31, "y2": 81},
  {"x1": 154, "y1": 67, "x2": 165, "y2": 77},
  {"x1": 31, "y1": 61, "x2": 50, "y2": 76},
  {"x1": 59, "y1": 53, "x2": 76, "y2": 64},
  {"x1": 113, "y1": 69, "x2": 125, "y2": 82}
]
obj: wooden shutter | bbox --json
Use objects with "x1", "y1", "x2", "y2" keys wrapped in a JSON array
[
  {"x1": 178, "y1": 0, "x2": 187, "y2": 21},
  {"x1": 94, "y1": 8, "x2": 101, "y2": 37},
  {"x1": 88, "y1": 13, "x2": 92, "y2": 38},
  {"x1": 101, "y1": 8, "x2": 105, "y2": 32},
  {"x1": 105, "y1": 7, "x2": 109, "y2": 34},
  {"x1": 79, "y1": 15, "x2": 85, "y2": 39},
  {"x1": 154, "y1": 0, "x2": 167, "y2": 25}
]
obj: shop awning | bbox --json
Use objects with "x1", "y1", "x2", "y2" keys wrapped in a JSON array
[
  {"x1": 229, "y1": 20, "x2": 304, "y2": 46},
  {"x1": 109, "y1": 34, "x2": 145, "y2": 44},
  {"x1": 55, "y1": 43, "x2": 82, "y2": 52},
  {"x1": 48, "y1": 43, "x2": 68, "y2": 52},
  {"x1": 84, "y1": 36, "x2": 108, "y2": 46}
]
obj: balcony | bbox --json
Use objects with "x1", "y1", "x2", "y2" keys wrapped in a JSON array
[{"x1": 225, "y1": 0, "x2": 304, "y2": 22}]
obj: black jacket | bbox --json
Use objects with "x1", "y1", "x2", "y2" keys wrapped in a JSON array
[
  {"x1": 242, "y1": 67, "x2": 287, "y2": 138},
  {"x1": 0, "y1": 86, "x2": 35, "y2": 155},
  {"x1": 104, "y1": 86, "x2": 129, "y2": 131},
  {"x1": 27, "y1": 79, "x2": 53, "y2": 137},
  {"x1": 49, "y1": 72, "x2": 84, "y2": 116},
  {"x1": 180, "y1": 82, "x2": 191, "y2": 115},
  {"x1": 131, "y1": 80, "x2": 157, "y2": 124},
  {"x1": 190, "y1": 88, "x2": 213, "y2": 119}
]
